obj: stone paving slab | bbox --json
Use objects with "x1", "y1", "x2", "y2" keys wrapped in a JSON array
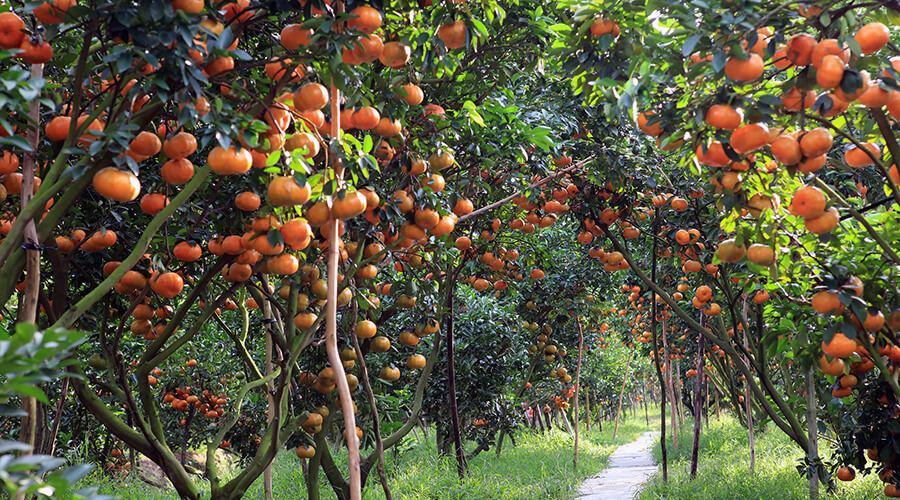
[{"x1": 575, "y1": 431, "x2": 659, "y2": 500}]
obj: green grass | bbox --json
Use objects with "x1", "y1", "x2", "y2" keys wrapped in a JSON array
[
  {"x1": 636, "y1": 413, "x2": 885, "y2": 500},
  {"x1": 79, "y1": 408, "x2": 657, "y2": 499}
]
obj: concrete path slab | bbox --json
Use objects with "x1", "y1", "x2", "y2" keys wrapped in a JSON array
[{"x1": 575, "y1": 431, "x2": 659, "y2": 500}]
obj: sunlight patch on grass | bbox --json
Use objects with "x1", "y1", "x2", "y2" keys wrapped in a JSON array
[{"x1": 637, "y1": 414, "x2": 884, "y2": 500}]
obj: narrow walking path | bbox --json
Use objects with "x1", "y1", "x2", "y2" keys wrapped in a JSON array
[{"x1": 575, "y1": 431, "x2": 659, "y2": 500}]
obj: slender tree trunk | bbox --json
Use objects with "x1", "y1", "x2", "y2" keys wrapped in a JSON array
[
  {"x1": 45, "y1": 377, "x2": 69, "y2": 456},
  {"x1": 14, "y1": 62, "x2": 45, "y2": 500},
  {"x1": 262, "y1": 297, "x2": 274, "y2": 500},
  {"x1": 806, "y1": 370, "x2": 819, "y2": 499},
  {"x1": 613, "y1": 352, "x2": 633, "y2": 438},
  {"x1": 662, "y1": 318, "x2": 679, "y2": 451},
  {"x1": 560, "y1": 409, "x2": 574, "y2": 434},
  {"x1": 325, "y1": 53, "x2": 360, "y2": 500},
  {"x1": 446, "y1": 284, "x2": 466, "y2": 478},
  {"x1": 643, "y1": 390, "x2": 649, "y2": 426},
  {"x1": 650, "y1": 208, "x2": 667, "y2": 482},
  {"x1": 573, "y1": 317, "x2": 584, "y2": 469},
  {"x1": 350, "y1": 312, "x2": 392, "y2": 500},
  {"x1": 689, "y1": 314, "x2": 706, "y2": 478},
  {"x1": 585, "y1": 389, "x2": 591, "y2": 432},
  {"x1": 703, "y1": 376, "x2": 709, "y2": 427},
  {"x1": 675, "y1": 362, "x2": 684, "y2": 429},
  {"x1": 742, "y1": 299, "x2": 755, "y2": 474}
]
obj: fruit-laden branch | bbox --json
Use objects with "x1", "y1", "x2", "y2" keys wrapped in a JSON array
[
  {"x1": 51, "y1": 165, "x2": 211, "y2": 329},
  {"x1": 600, "y1": 224, "x2": 809, "y2": 450},
  {"x1": 458, "y1": 157, "x2": 595, "y2": 223},
  {"x1": 801, "y1": 111, "x2": 900, "y2": 208},
  {"x1": 141, "y1": 257, "x2": 230, "y2": 365},
  {"x1": 812, "y1": 178, "x2": 900, "y2": 265},
  {"x1": 858, "y1": 331, "x2": 900, "y2": 401}
]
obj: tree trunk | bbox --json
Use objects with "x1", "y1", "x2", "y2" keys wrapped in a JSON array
[
  {"x1": 806, "y1": 370, "x2": 819, "y2": 499},
  {"x1": 446, "y1": 284, "x2": 466, "y2": 478},
  {"x1": 585, "y1": 389, "x2": 591, "y2": 432},
  {"x1": 262, "y1": 297, "x2": 274, "y2": 500},
  {"x1": 613, "y1": 352, "x2": 633, "y2": 438},
  {"x1": 662, "y1": 318, "x2": 679, "y2": 452},
  {"x1": 650, "y1": 208, "x2": 667, "y2": 482},
  {"x1": 325, "y1": 58, "x2": 361, "y2": 500},
  {"x1": 573, "y1": 317, "x2": 584, "y2": 469},
  {"x1": 14, "y1": 63, "x2": 45, "y2": 500},
  {"x1": 742, "y1": 299, "x2": 756, "y2": 474},
  {"x1": 689, "y1": 316, "x2": 706, "y2": 478}
]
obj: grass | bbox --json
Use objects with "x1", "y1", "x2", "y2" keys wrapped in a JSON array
[
  {"x1": 635, "y1": 412, "x2": 885, "y2": 500},
  {"x1": 79, "y1": 407, "x2": 658, "y2": 499}
]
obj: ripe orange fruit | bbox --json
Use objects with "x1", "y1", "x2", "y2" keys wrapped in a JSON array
[
  {"x1": 730, "y1": 123, "x2": 768, "y2": 154},
  {"x1": 804, "y1": 207, "x2": 839, "y2": 234},
  {"x1": 705, "y1": 104, "x2": 742, "y2": 130},
  {"x1": 348, "y1": 5, "x2": 382, "y2": 34},
  {"x1": 397, "y1": 83, "x2": 424, "y2": 106},
  {"x1": 208, "y1": 146, "x2": 252, "y2": 175},
  {"x1": 139, "y1": 193, "x2": 169, "y2": 215},
  {"x1": 815, "y1": 54, "x2": 845, "y2": 89},
  {"x1": 855, "y1": 23, "x2": 890, "y2": 55},
  {"x1": 819, "y1": 355, "x2": 845, "y2": 376},
  {"x1": 822, "y1": 333, "x2": 856, "y2": 358},
  {"x1": 0, "y1": 12, "x2": 26, "y2": 50},
  {"x1": 810, "y1": 39, "x2": 849, "y2": 68},
  {"x1": 717, "y1": 239, "x2": 746, "y2": 263},
  {"x1": 130, "y1": 131, "x2": 162, "y2": 157},
  {"x1": 93, "y1": 167, "x2": 140, "y2": 202},
  {"x1": 811, "y1": 290, "x2": 844, "y2": 315},
  {"x1": 151, "y1": 272, "x2": 184, "y2": 298},
  {"x1": 771, "y1": 135, "x2": 801, "y2": 165},
  {"x1": 332, "y1": 190, "x2": 367, "y2": 220},
  {"x1": 438, "y1": 20, "x2": 467, "y2": 49},
  {"x1": 844, "y1": 143, "x2": 880, "y2": 168},
  {"x1": 590, "y1": 17, "x2": 620, "y2": 37},
  {"x1": 160, "y1": 159, "x2": 194, "y2": 184},
  {"x1": 34, "y1": 0, "x2": 77, "y2": 23},
  {"x1": 724, "y1": 53, "x2": 764, "y2": 81},
  {"x1": 746, "y1": 244, "x2": 775, "y2": 266},
  {"x1": 791, "y1": 186, "x2": 826, "y2": 219},
  {"x1": 799, "y1": 128, "x2": 833, "y2": 157},
  {"x1": 280, "y1": 24, "x2": 312, "y2": 50},
  {"x1": 782, "y1": 88, "x2": 818, "y2": 110},
  {"x1": 835, "y1": 70, "x2": 870, "y2": 102},
  {"x1": 786, "y1": 33, "x2": 817, "y2": 66},
  {"x1": 294, "y1": 83, "x2": 329, "y2": 112},
  {"x1": 163, "y1": 132, "x2": 197, "y2": 160},
  {"x1": 379, "y1": 41, "x2": 411, "y2": 68},
  {"x1": 234, "y1": 191, "x2": 260, "y2": 211},
  {"x1": 636, "y1": 111, "x2": 663, "y2": 136},
  {"x1": 695, "y1": 141, "x2": 730, "y2": 167}
]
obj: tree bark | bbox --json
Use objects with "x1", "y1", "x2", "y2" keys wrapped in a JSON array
[
  {"x1": 650, "y1": 208, "x2": 667, "y2": 482},
  {"x1": 662, "y1": 318, "x2": 679, "y2": 451},
  {"x1": 613, "y1": 351, "x2": 633, "y2": 438},
  {"x1": 325, "y1": 49, "x2": 361, "y2": 500},
  {"x1": 742, "y1": 299, "x2": 755, "y2": 474},
  {"x1": 806, "y1": 370, "x2": 819, "y2": 499},
  {"x1": 573, "y1": 317, "x2": 584, "y2": 468},
  {"x1": 445, "y1": 283, "x2": 466, "y2": 478},
  {"x1": 689, "y1": 314, "x2": 706, "y2": 478}
]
